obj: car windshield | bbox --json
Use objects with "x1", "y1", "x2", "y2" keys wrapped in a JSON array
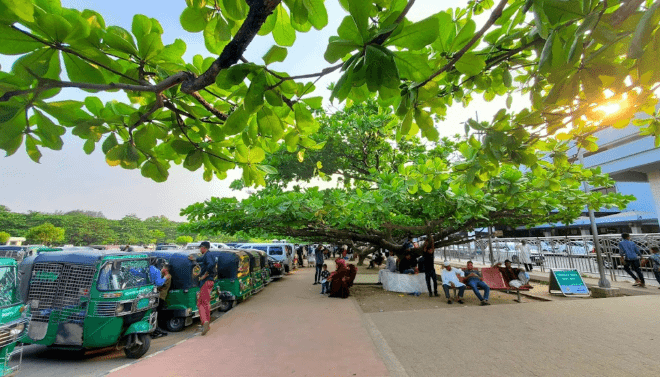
[
  {"x1": 269, "y1": 247, "x2": 283, "y2": 255},
  {"x1": 97, "y1": 259, "x2": 152, "y2": 291},
  {"x1": 0, "y1": 266, "x2": 19, "y2": 307}
]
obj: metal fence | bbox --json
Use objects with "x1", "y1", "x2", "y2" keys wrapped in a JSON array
[{"x1": 437, "y1": 233, "x2": 660, "y2": 283}]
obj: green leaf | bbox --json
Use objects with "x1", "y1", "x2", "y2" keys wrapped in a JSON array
[
  {"x1": 337, "y1": 15, "x2": 363, "y2": 45},
  {"x1": 63, "y1": 53, "x2": 106, "y2": 85},
  {"x1": 0, "y1": 24, "x2": 43, "y2": 55},
  {"x1": 11, "y1": 48, "x2": 56, "y2": 81},
  {"x1": 273, "y1": 5, "x2": 296, "y2": 46},
  {"x1": 291, "y1": 0, "x2": 309, "y2": 26},
  {"x1": 455, "y1": 52, "x2": 485, "y2": 76},
  {"x1": 0, "y1": 106, "x2": 25, "y2": 156},
  {"x1": 183, "y1": 149, "x2": 204, "y2": 171},
  {"x1": 25, "y1": 135, "x2": 41, "y2": 162},
  {"x1": 323, "y1": 39, "x2": 359, "y2": 63},
  {"x1": 303, "y1": 0, "x2": 328, "y2": 30},
  {"x1": 284, "y1": 131, "x2": 299, "y2": 151},
  {"x1": 293, "y1": 103, "x2": 315, "y2": 133},
  {"x1": 1, "y1": 0, "x2": 34, "y2": 22},
  {"x1": 244, "y1": 70, "x2": 267, "y2": 113},
  {"x1": 221, "y1": 0, "x2": 247, "y2": 21},
  {"x1": 452, "y1": 19, "x2": 476, "y2": 52},
  {"x1": 257, "y1": 107, "x2": 283, "y2": 139},
  {"x1": 180, "y1": 6, "x2": 208, "y2": 33},
  {"x1": 141, "y1": 159, "x2": 169, "y2": 182},
  {"x1": 629, "y1": 2, "x2": 660, "y2": 59},
  {"x1": 223, "y1": 105, "x2": 250, "y2": 135},
  {"x1": 102, "y1": 133, "x2": 118, "y2": 154},
  {"x1": 247, "y1": 147, "x2": 265, "y2": 164},
  {"x1": 347, "y1": 0, "x2": 370, "y2": 42},
  {"x1": 104, "y1": 26, "x2": 139, "y2": 56},
  {"x1": 170, "y1": 139, "x2": 196, "y2": 154},
  {"x1": 138, "y1": 32, "x2": 164, "y2": 61},
  {"x1": 134, "y1": 124, "x2": 157, "y2": 151},
  {"x1": 393, "y1": 51, "x2": 432, "y2": 81},
  {"x1": 204, "y1": 16, "x2": 230, "y2": 55},
  {"x1": 32, "y1": 109, "x2": 65, "y2": 150},
  {"x1": 83, "y1": 138, "x2": 95, "y2": 155},
  {"x1": 263, "y1": 45, "x2": 288, "y2": 65},
  {"x1": 302, "y1": 96, "x2": 322, "y2": 109},
  {"x1": 258, "y1": 10, "x2": 277, "y2": 36},
  {"x1": 132, "y1": 14, "x2": 152, "y2": 40},
  {"x1": 387, "y1": 16, "x2": 439, "y2": 50},
  {"x1": 258, "y1": 164, "x2": 278, "y2": 174}
]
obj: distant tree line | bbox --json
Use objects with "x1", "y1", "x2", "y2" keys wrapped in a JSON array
[{"x1": 0, "y1": 206, "x2": 195, "y2": 246}]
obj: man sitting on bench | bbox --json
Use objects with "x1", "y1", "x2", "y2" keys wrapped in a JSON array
[
  {"x1": 464, "y1": 261, "x2": 491, "y2": 306},
  {"x1": 493, "y1": 259, "x2": 532, "y2": 289},
  {"x1": 440, "y1": 261, "x2": 465, "y2": 304}
]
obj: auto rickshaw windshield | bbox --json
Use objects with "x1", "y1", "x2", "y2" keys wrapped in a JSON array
[
  {"x1": 97, "y1": 259, "x2": 152, "y2": 291},
  {"x1": 0, "y1": 266, "x2": 19, "y2": 307}
]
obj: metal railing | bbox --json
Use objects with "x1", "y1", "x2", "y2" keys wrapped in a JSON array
[{"x1": 437, "y1": 233, "x2": 660, "y2": 283}]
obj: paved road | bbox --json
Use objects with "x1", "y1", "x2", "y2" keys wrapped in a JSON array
[{"x1": 18, "y1": 310, "x2": 224, "y2": 377}]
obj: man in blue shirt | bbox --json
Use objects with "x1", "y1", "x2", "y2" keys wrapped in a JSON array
[
  {"x1": 618, "y1": 233, "x2": 645, "y2": 287},
  {"x1": 188, "y1": 241, "x2": 215, "y2": 335}
]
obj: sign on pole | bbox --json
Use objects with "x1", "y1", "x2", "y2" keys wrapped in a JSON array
[{"x1": 549, "y1": 269, "x2": 590, "y2": 296}]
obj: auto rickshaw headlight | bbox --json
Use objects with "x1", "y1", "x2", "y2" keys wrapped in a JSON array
[
  {"x1": 116, "y1": 304, "x2": 125, "y2": 314},
  {"x1": 19, "y1": 305, "x2": 27, "y2": 313},
  {"x1": 10, "y1": 323, "x2": 25, "y2": 336}
]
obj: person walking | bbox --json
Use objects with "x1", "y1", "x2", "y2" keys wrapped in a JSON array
[
  {"x1": 188, "y1": 241, "x2": 215, "y2": 335},
  {"x1": 296, "y1": 245, "x2": 304, "y2": 267},
  {"x1": 516, "y1": 240, "x2": 533, "y2": 271},
  {"x1": 619, "y1": 233, "x2": 645, "y2": 287},
  {"x1": 313, "y1": 244, "x2": 325, "y2": 285},
  {"x1": 422, "y1": 236, "x2": 438, "y2": 297}
]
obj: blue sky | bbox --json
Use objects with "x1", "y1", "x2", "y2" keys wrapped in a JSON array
[{"x1": 0, "y1": 0, "x2": 511, "y2": 221}]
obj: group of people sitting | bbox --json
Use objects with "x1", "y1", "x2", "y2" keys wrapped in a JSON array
[
  {"x1": 383, "y1": 249, "x2": 532, "y2": 305},
  {"x1": 311, "y1": 244, "x2": 358, "y2": 298}
]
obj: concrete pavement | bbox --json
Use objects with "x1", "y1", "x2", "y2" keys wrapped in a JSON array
[
  {"x1": 108, "y1": 264, "x2": 660, "y2": 377},
  {"x1": 107, "y1": 267, "x2": 389, "y2": 377}
]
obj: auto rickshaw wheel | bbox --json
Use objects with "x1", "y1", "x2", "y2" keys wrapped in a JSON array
[
  {"x1": 218, "y1": 300, "x2": 234, "y2": 312},
  {"x1": 124, "y1": 333, "x2": 150, "y2": 359},
  {"x1": 165, "y1": 317, "x2": 186, "y2": 332}
]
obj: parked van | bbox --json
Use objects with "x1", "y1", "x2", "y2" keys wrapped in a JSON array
[
  {"x1": 185, "y1": 242, "x2": 228, "y2": 250},
  {"x1": 236, "y1": 243, "x2": 294, "y2": 273}
]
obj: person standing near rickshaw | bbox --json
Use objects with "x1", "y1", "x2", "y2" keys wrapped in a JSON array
[
  {"x1": 152, "y1": 262, "x2": 171, "y2": 338},
  {"x1": 188, "y1": 241, "x2": 214, "y2": 335}
]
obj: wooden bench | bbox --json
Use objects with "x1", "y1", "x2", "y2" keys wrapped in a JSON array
[{"x1": 480, "y1": 267, "x2": 530, "y2": 303}]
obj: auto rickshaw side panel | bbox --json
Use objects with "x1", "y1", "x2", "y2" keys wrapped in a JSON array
[
  {"x1": 1, "y1": 258, "x2": 29, "y2": 376},
  {"x1": 215, "y1": 251, "x2": 251, "y2": 302},
  {"x1": 241, "y1": 250, "x2": 264, "y2": 293}
]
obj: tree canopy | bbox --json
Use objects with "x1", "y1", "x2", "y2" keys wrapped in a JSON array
[
  {"x1": 181, "y1": 100, "x2": 633, "y2": 258},
  {"x1": 1, "y1": 0, "x2": 659, "y2": 187}
]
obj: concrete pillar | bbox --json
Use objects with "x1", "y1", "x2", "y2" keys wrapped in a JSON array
[
  {"x1": 647, "y1": 170, "x2": 660, "y2": 218},
  {"x1": 580, "y1": 228, "x2": 590, "y2": 236},
  {"x1": 630, "y1": 225, "x2": 642, "y2": 234}
]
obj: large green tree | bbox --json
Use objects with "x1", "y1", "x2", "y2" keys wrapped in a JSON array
[
  {"x1": 25, "y1": 222, "x2": 65, "y2": 245},
  {"x1": 1, "y1": 0, "x2": 659, "y2": 189},
  {"x1": 181, "y1": 100, "x2": 633, "y2": 263}
]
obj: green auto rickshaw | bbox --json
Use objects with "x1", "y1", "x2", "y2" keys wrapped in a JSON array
[
  {"x1": 255, "y1": 249, "x2": 270, "y2": 285},
  {"x1": 145, "y1": 250, "x2": 232, "y2": 332},
  {"x1": 241, "y1": 249, "x2": 264, "y2": 294},
  {"x1": 215, "y1": 249, "x2": 253, "y2": 308},
  {"x1": 1, "y1": 258, "x2": 30, "y2": 376},
  {"x1": 18, "y1": 250, "x2": 159, "y2": 359}
]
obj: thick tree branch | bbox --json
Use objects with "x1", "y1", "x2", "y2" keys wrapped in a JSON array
[
  {"x1": 0, "y1": 72, "x2": 190, "y2": 102},
  {"x1": 181, "y1": 0, "x2": 282, "y2": 93}
]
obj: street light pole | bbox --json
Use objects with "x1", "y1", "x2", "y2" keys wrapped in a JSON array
[{"x1": 578, "y1": 150, "x2": 611, "y2": 288}]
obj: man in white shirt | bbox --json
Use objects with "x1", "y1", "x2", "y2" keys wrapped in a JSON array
[{"x1": 440, "y1": 261, "x2": 465, "y2": 304}]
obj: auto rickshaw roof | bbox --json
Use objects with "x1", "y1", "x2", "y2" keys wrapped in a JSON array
[{"x1": 28, "y1": 249, "x2": 149, "y2": 265}]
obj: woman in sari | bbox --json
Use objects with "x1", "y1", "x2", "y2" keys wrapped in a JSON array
[{"x1": 329, "y1": 258, "x2": 350, "y2": 298}]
